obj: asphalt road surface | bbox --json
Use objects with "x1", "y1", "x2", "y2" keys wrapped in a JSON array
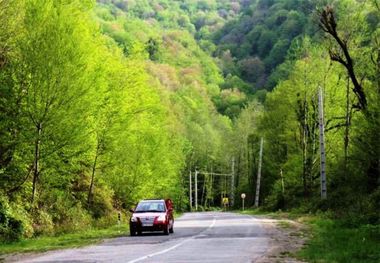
[{"x1": 16, "y1": 212, "x2": 271, "y2": 263}]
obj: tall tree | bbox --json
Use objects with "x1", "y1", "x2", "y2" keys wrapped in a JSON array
[{"x1": 15, "y1": 0, "x2": 102, "y2": 203}]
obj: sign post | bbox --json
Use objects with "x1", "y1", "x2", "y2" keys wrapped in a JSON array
[
  {"x1": 189, "y1": 170, "x2": 192, "y2": 211},
  {"x1": 241, "y1": 193, "x2": 246, "y2": 210},
  {"x1": 195, "y1": 168, "x2": 198, "y2": 211}
]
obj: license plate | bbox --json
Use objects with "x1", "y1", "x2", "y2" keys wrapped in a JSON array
[{"x1": 142, "y1": 223, "x2": 153, "y2": 227}]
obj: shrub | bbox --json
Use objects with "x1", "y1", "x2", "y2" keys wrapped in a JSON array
[
  {"x1": 0, "y1": 197, "x2": 24, "y2": 242},
  {"x1": 32, "y1": 210, "x2": 54, "y2": 236},
  {"x1": 54, "y1": 204, "x2": 92, "y2": 234},
  {"x1": 93, "y1": 211, "x2": 125, "y2": 228},
  {"x1": 6, "y1": 217, "x2": 24, "y2": 242},
  {"x1": 90, "y1": 186, "x2": 114, "y2": 219}
]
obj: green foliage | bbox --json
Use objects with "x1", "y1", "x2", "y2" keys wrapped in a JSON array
[
  {"x1": 213, "y1": 88, "x2": 248, "y2": 119},
  {"x1": 93, "y1": 0, "x2": 237, "y2": 213},
  {"x1": 0, "y1": 197, "x2": 24, "y2": 242},
  {"x1": 214, "y1": 0, "x2": 379, "y2": 222},
  {"x1": 254, "y1": 0, "x2": 379, "y2": 224},
  {"x1": 0, "y1": 0, "x2": 232, "y2": 243},
  {"x1": 213, "y1": 0, "x2": 315, "y2": 89},
  {"x1": 299, "y1": 218, "x2": 380, "y2": 263}
]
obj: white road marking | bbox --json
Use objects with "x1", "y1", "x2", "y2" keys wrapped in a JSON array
[{"x1": 127, "y1": 217, "x2": 217, "y2": 263}]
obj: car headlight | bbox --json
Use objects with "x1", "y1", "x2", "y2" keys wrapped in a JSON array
[
  {"x1": 131, "y1": 216, "x2": 138, "y2": 222},
  {"x1": 157, "y1": 214, "x2": 166, "y2": 222}
]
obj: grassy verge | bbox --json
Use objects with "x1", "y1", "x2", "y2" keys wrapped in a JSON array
[
  {"x1": 238, "y1": 208, "x2": 380, "y2": 262},
  {"x1": 239, "y1": 208, "x2": 277, "y2": 216},
  {"x1": 239, "y1": 208, "x2": 301, "y2": 220},
  {"x1": 0, "y1": 211, "x2": 184, "y2": 256},
  {"x1": 174, "y1": 211, "x2": 184, "y2": 218},
  {"x1": 0, "y1": 224, "x2": 129, "y2": 256},
  {"x1": 298, "y1": 218, "x2": 380, "y2": 263}
]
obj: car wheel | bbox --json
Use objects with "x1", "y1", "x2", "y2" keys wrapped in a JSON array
[{"x1": 163, "y1": 224, "x2": 169, "y2": 235}]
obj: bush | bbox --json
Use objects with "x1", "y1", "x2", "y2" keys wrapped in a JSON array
[
  {"x1": 89, "y1": 186, "x2": 114, "y2": 219},
  {"x1": 93, "y1": 211, "x2": 125, "y2": 228},
  {"x1": 32, "y1": 209, "x2": 54, "y2": 236},
  {"x1": 0, "y1": 197, "x2": 24, "y2": 242},
  {"x1": 54, "y1": 204, "x2": 92, "y2": 234},
  {"x1": 6, "y1": 217, "x2": 24, "y2": 242}
]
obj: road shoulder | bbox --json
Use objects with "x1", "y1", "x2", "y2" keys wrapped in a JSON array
[{"x1": 253, "y1": 215, "x2": 309, "y2": 263}]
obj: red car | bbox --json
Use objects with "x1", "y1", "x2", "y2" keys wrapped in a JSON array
[{"x1": 129, "y1": 199, "x2": 174, "y2": 236}]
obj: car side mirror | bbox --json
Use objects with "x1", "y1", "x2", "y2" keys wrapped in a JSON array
[{"x1": 129, "y1": 209, "x2": 134, "y2": 213}]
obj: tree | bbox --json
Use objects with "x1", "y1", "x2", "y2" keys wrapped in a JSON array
[
  {"x1": 0, "y1": 0, "x2": 26, "y2": 193},
  {"x1": 319, "y1": 5, "x2": 367, "y2": 110},
  {"x1": 238, "y1": 57, "x2": 265, "y2": 84},
  {"x1": 146, "y1": 38, "x2": 161, "y2": 61},
  {"x1": 319, "y1": 3, "x2": 380, "y2": 199},
  {"x1": 14, "y1": 0, "x2": 104, "y2": 203}
]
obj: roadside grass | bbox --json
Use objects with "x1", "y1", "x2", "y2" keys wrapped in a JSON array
[
  {"x1": 239, "y1": 208, "x2": 275, "y2": 216},
  {"x1": 174, "y1": 211, "x2": 184, "y2": 218},
  {"x1": 278, "y1": 220, "x2": 292, "y2": 229},
  {"x1": 238, "y1": 208, "x2": 380, "y2": 263},
  {"x1": 0, "y1": 224, "x2": 129, "y2": 255},
  {"x1": 298, "y1": 218, "x2": 380, "y2": 263},
  {"x1": 0, "y1": 211, "x2": 184, "y2": 256},
  {"x1": 239, "y1": 208, "x2": 301, "y2": 219}
]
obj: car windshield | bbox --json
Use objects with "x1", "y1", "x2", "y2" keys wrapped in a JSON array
[{"x1": 134, "y1": 201, "x2": 166, "y2": 212}]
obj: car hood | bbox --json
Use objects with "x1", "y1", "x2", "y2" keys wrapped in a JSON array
[{"x1": 132, "y1": 212, "x2": 165, "y2": 217}]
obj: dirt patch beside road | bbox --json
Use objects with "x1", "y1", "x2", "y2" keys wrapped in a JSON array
[{"x1": 255, "y1": 216, "x2": 309, "y2": 263}]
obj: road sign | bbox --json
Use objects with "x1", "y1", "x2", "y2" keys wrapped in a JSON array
[{"x1": 241, "y1": 193, "x2": 246, "y2": 210}]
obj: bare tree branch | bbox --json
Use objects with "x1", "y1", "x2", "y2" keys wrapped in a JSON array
[{"x1": 319, "y1": 5, "x2": 367, "y2": 110}]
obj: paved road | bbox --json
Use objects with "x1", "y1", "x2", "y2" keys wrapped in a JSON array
[{"x1": 16, "y1": 212, "x2": 270, "y2": 263}]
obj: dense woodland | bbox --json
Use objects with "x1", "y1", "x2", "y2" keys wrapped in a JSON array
[{"x1": 0, "y1": 0, "x2": 379, "y2": 242}]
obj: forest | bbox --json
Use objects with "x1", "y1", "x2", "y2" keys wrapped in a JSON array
[{"x1": 0, "y1": 0, "x2": 379, "y2": 246}]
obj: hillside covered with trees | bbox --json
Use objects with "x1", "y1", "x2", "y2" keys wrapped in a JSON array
[{"x1": 0, "y1": 0, "x2": 379, "y2": 250}]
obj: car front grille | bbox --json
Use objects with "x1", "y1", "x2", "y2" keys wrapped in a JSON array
[{"x1": 139, "y1": 216, "x2": 155, "y2": 226}]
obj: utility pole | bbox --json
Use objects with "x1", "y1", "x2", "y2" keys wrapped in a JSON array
[
  {"x1": 189, "y1": 170, "x2": 192, "y2": 211},
  {"x1": 230, "y1": 157, "x2": 235, "y2": 207},
  {"x1": 318, "y1": 87, "x2": 327, "y2": 199},
  {"x1": 254, "y1": 138, "x2": 264, "y2": 207},
  {"x1": 195, "y1": 169, "x2": 198, "y2": 211}
]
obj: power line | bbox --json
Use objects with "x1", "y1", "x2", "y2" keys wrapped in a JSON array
[{"x1": 199, "y1": 171, "x2": 232, "y2": 176}]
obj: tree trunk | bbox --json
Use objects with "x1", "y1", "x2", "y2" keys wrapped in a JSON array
[
  {"x1": 318, "y1": 87, "x2": 327, "y2": 199},
  {"x1": 31, "y1": 123, "x2": 42, "y2": 203},
  {"x1": 298, "y1": 96, "x2": 311, "y2": 198},
  {"x1": 201, "y1": 173, "x2": 206, "y2": 207},
  {"x1": 254, "y1": 138, "x2": 263, "y2": 207},
  {"x1": 302, "y1": 109, "x2": 308, "y2": 197},
  {"x1": 87, "y1": 141, "x2": 100, "y2": 207},
  {"x1": 235, "y1": 153, "x2": 241, "y2": 191},
  {"x1": 344, "y1": 77, "x2": 351, "y2": 175}
]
